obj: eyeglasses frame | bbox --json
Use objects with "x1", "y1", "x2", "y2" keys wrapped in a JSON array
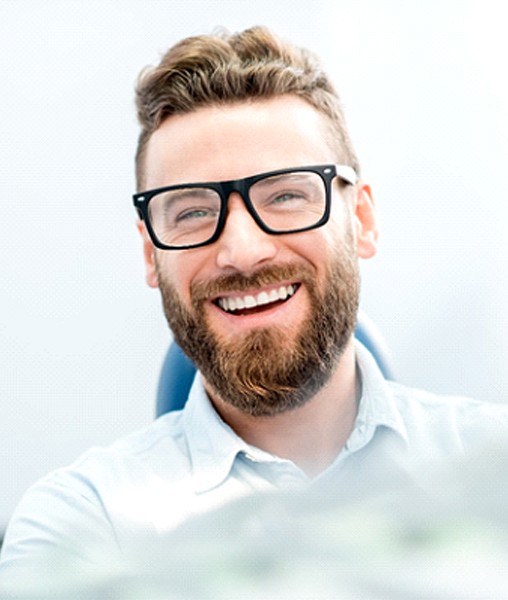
[{"x1": 133, "y1": 163, "x2": 358, "y2": 251}]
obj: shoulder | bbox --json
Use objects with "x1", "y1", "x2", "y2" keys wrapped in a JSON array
[
  {"x1": 0, "y1": 411, "x2": 193, "y2": 571},
  {"x1": 107, "y1": 409, "x2": 189, "y2": 464},
  {"x1": 387, "y1": 380, "x2": 508, "y2": 452},
  {"x1": 388, "y1": 380, "x2": 508, "y2": 421},
  {"x1": 37, "y1": 410, "x2": 190, "y2": 488},
  {"x1": 48, "y1": 410, "x2": 193, "y2": 505}
]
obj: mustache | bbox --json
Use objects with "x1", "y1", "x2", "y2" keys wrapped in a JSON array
[{"x1": 190, "y1": 263, "x2": 316, "y2": 304}]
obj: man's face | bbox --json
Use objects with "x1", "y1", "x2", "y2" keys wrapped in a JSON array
[{"x1": 138, "y1": 96, "x2": 377, "y2": 415}]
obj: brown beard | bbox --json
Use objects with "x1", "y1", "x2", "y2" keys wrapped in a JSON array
[{"x1": 156, "y1": 236, "x2": 359, "y2": 417}]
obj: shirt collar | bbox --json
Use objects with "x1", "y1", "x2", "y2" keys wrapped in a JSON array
[
  {"x1": 182, "y1": 375, "x2": 240, "y2": 493},
  {"x1": 183, "y1": 374, "x2": 284, "y2": 493},
  {"x1": 347, "y1": 340, "x2": 409, "y2": 452}
]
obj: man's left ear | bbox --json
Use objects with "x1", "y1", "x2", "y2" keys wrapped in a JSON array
[{"x1": 353, "y1": 181, "x2": 378, "y2": 259}]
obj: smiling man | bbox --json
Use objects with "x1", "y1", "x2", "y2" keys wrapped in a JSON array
[
  {"x1": 136, "y1": 94, "x2": 373, "y2": 476},
  {"x1": 1, "y1": 26, "x2": 507, "y2": 585}
]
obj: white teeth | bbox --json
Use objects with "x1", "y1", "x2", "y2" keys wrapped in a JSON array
[
  {"x1": 217, "y1": 284, "x2": 297, "y2": 314},
  {"x1": 244, "y1": 295, "x2": 256, "y2": 308},
  {"x1": 257, "y1": 291, "x2": 270, "y2": 306},
  {"x1": 268, "y1": 289, "x2": 279, "y2": 303}
]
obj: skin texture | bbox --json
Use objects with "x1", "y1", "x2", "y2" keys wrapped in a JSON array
[{"x1": 138, "y1": 95, "x2": 378, "y2": 475}]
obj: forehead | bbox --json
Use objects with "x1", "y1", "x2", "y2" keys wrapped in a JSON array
[{"x1": 143, "y1": 95, "x2": 337, "y2": 189}]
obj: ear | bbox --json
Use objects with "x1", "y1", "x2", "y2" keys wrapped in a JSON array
[
  {"x1": 136, "y1": 220, "x2": 159, "y2": 288},
  {"x1": 353, "y1": 181, "x2": 378, "y2": 259}
]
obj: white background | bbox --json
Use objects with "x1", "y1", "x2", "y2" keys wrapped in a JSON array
[{"x1": 1, "y1": 0, "x2": 507, "y2": 530}]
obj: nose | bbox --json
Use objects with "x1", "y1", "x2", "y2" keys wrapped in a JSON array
[{"x1": 215, "y1": 193, "x2": 278, "y2": 272}]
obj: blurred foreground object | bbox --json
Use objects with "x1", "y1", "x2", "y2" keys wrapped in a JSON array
[{"x1": 2, "y1": 443, "x2": 508, "y2": 599}]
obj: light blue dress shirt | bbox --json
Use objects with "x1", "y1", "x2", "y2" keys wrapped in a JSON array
[{"x1": 1, "y1": 341, "x2": 507, "y2": 587}]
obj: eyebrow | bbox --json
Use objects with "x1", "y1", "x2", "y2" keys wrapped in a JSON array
[
  {"x1": 253, "y1": 172, "x2": 314, "y2": 188},
  {"x1": 161, "y1": 188, "x2": 219, "y2": 202}
]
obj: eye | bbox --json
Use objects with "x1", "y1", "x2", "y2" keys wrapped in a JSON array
[
  {"x1": 263, "y1": 189, "x2": 309, "y2": 210},
  {"x1": 271, "y1": 191, "x2": 303, "y2": 203},
  {"x1": 175, "y1": 206, "x2": 219, "y2": 223}
]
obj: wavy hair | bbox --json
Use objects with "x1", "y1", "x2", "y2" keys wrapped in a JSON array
[{"x1": 135, "y1": 26, "x2": 359, "y2": 188}]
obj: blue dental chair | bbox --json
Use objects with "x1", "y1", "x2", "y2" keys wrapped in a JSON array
[{"x1": 156, "y1": 311, "x2": 393, "y2": 417}]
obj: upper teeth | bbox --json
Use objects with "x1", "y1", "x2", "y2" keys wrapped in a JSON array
[{"x1": 218, "y1": 285, "x2": 297, "y2": 313}]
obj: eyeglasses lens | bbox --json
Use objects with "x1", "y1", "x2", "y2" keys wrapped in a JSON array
[{"x1": 147, "y1": 170, "x2": 326, "y2": 248}]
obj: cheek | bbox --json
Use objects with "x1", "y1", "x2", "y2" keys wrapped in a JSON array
[
  {"x1": 326, "y1": 207, "x2": 357, "y2": 252},
  {"x1": 296, "y1": 222, "x2": 357, "y2": 296},
  {"x1": 153, "y1": 253, "x2": 183, "y2": 294},
  {"x1": 297, "y1": 218, "x2": 354, "y2": 266},
  {"x1": 158, "y1": 250, "x2": 213, "y2": 306}
]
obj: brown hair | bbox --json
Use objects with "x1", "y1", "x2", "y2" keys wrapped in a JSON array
[{"x1": 135, "y1": 26, "x2": 359, "y2": 189}]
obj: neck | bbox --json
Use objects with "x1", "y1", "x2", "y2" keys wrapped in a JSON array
[{"x1": 206, "y1": 339, "x2": 359, "y2": 478}]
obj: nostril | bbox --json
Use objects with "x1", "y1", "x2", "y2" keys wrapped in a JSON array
[{"x1": 216, "y1": 238, "x2": 278, "y2": 271}]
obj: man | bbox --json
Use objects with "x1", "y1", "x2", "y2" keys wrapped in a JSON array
[{"x1": 1, "y1": 26, "x2": 507, "y2": 588}]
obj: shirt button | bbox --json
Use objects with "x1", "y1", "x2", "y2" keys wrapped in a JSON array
[{"x1": 244, "y1": 452, "x2": 260, "y2": 462}]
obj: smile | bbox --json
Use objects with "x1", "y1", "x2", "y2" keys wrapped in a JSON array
[{"x1": 216, "y1": 284, "x2": 298, "y2": 314}]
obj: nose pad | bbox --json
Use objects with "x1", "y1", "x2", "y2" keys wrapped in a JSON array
[{"x1": 215, "y1": 193, "x2": 278, "y2": 272}]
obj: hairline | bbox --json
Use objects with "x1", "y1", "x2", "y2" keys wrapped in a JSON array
[{"x1": 136, "y1": 94, "x2": 353, "y2": 192}]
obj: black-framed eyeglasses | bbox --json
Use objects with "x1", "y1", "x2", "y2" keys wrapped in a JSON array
[{"x1": 133, "y1": 164, "x2": 357, "y2": 250}]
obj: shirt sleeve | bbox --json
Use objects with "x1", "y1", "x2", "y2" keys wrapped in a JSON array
[{"x1": 0, "y1": 470, "x2": 122, "y2": 594}]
